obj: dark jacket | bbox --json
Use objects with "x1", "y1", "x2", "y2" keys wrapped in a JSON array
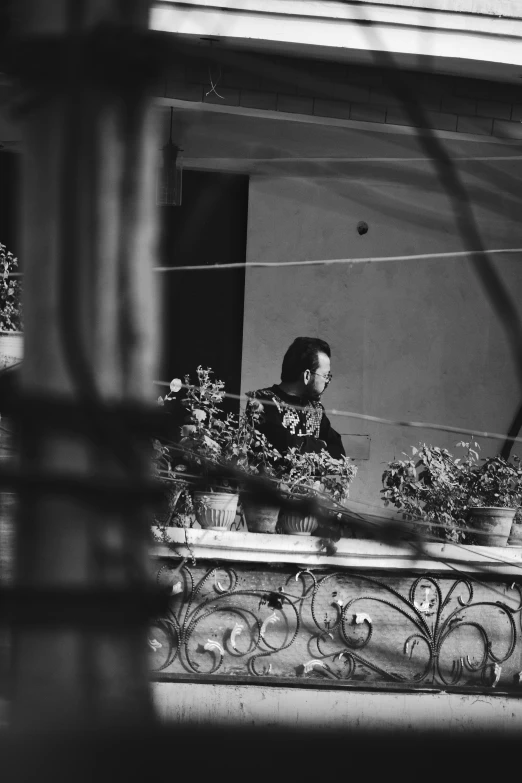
[{"x1": 249, "y1": 384, "x2": 345, "y2": 459}]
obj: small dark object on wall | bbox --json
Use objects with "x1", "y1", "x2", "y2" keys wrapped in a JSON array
[{"x1": 357, "y1": 221, "x2": 369, "y2": 235}]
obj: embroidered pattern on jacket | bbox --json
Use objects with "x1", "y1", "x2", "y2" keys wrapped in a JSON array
[
  {"x1": 305, "y1": 404, "x2": 323, "y2": 437},
  {"x1": 282, "y1": 407, "x2": 300, "y2": 434},
  {"x1": 251, "y1": 388, "x2": 323, "y2": 438}
]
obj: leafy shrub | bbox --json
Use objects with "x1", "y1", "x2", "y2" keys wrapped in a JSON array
[
  {"x1": 0, "y1": 243, "x2": 22, "y2": 332},
  {"x1": 382, "y1": 441, "x2": 522, "y2": 543}
]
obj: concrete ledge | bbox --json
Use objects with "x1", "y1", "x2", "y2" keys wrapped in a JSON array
[
  {"x1": 152, "y1": 681, "x2": 522, "y2": 731},
  {"x1": 153, "y1": 527, "x2": 522, "y2": 575}
]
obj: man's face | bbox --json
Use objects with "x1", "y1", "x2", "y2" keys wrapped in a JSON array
[{"x1": 304, "y1": 351, "x2": 332, "y2": 401}]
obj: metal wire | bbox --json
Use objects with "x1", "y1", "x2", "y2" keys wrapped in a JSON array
[
  {"x1": 152, "y1": 247, "x2": 522, "y2": 273},
  {"x1": 153, "y1": 380, "x2": 522, "y2": 445},
  {"x1": 8, "y1": 246, "x2": 522, "y2": 277}
]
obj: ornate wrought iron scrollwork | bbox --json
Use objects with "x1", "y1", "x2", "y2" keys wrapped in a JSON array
[{"x1": 150, "y1": 560, "x2": 522, "y2": 690}]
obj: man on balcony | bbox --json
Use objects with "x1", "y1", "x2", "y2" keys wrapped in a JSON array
[{"x1": 249, "y1": 336, "x2": 345, "y2": 460}]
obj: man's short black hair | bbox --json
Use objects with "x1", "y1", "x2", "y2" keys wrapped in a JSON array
[{"x1": 281, "y1": 337, "x2": 331, "y2": 383}]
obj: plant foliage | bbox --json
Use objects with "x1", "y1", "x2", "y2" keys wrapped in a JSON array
[
  {"x1": 0, "y1": 242, "x2": 22, "y2": 332},
  {"x1": 381, "y1": 441, "x2": 522, "y2": 543},
  {"x1": 280, "y1": 448, "x2": 357, "y2": 505}
]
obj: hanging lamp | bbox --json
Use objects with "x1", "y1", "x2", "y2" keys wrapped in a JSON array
[{"x1": 156, "y1": 107, "x2": 183, "y2": 206}]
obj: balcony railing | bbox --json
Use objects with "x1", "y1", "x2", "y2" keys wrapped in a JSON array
[{"x1": 150, "y1": 529, "x2": 522, "y2": 693}]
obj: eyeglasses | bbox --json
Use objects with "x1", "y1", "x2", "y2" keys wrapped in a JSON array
[{"x1": 311, "y1": 371, "x2": 332, "y2": 384}]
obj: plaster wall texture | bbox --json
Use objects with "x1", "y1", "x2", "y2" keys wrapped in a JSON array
[
  {"x1": 152, "y1": 682, "x2": 522, "y2": 732},
  {"x1": 240, "y1": 162, "x2": 522, "y2": 507}
]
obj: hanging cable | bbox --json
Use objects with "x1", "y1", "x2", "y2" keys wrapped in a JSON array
[
  {"x1": 8, "y1": 247, "x2": 522, "y2": 277},
  {"x1": 153, "y1": 380, "x2": 522, "y2": 446},
  {"x1": 152, "y1": 246, "x2": 522, "y2": 273}
]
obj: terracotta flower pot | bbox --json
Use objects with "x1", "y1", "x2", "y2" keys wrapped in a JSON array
[
  {"x1": 193, "y1": 492, "x2": 238, "y2": 531},
  {"x1": 467, "y1": 507, "x2": 516, "y2": 547},
  {"x1": 242, "y1": 498, "x2": 280, "y2": 534},
  {"x1": 279, "y1": 510, "x2": 319, "y2": 536}
]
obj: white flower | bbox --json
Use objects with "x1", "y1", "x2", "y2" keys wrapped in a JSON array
[
  {"x1": 174, "y1": 464, "x2": 187, "y2": 472},
  {"x1": 181, "y1": 424, "x2": 197, "y2": 436},
  {"x1": 170, "y1": 378, "x2": 182, "y2": 393},
  {"x1": 193, "y1": 409, "x2": 206, "y2": 422},
  {"x1": 157, "y1": 396, "x2": 164, "y2": 406}
]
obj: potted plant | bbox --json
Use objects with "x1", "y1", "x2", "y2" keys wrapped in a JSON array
[
  {"x1": 381, "y1": 441, "x2": 522, "y2": 547},
  {"x1": 381, "y1": 444, "x2": 472, "y2": 544},
  {"x1": 184, "y1": 387, "x2": 284, "y2": 533},
  {"x1": 465, "y1": 453, "x2": 522, "y2": 546},
  {"x1": 157, "y1": 367, "x2": 239, "y2": 532},
  {"x1": 226, "y1": 397, "x2": 284, "y2": 534},
  {"x1": 278, "y1": 448, "x2": 358, "y2": 536},
  {"x1": 0, "y1": 242, "x2": 23, "y2": 370},
  {"x1": 156, "y1": 368, "x2": 288, "y2": 534}
]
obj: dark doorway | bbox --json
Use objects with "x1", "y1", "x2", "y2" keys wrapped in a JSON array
[
  {"x1": 158, "y1": 170, "x2": 249, "y2": 413},
  {"x1": 0, "y1": 150, "x2": 20, "y2": 256}
]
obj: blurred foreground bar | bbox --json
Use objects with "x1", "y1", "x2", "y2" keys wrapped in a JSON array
[
  {"x1": 5, "y1": 0, "x2": 161, "y2": 731},
  {"x1": 0, "y1": 726, "x2": 518, "y2": 782}
]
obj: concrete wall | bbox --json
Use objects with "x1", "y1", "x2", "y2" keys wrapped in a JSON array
[
  {"x1": 152, "y1": 682, "x2": 522, "y2": 733},
  {"x1": 240, "y1": 161, "x2": 522, "y2": 506}
]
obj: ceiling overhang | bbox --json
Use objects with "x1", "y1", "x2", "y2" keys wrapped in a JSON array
[{"x1": 150, "y1": 0, "x2": 522, "y2": 84}]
